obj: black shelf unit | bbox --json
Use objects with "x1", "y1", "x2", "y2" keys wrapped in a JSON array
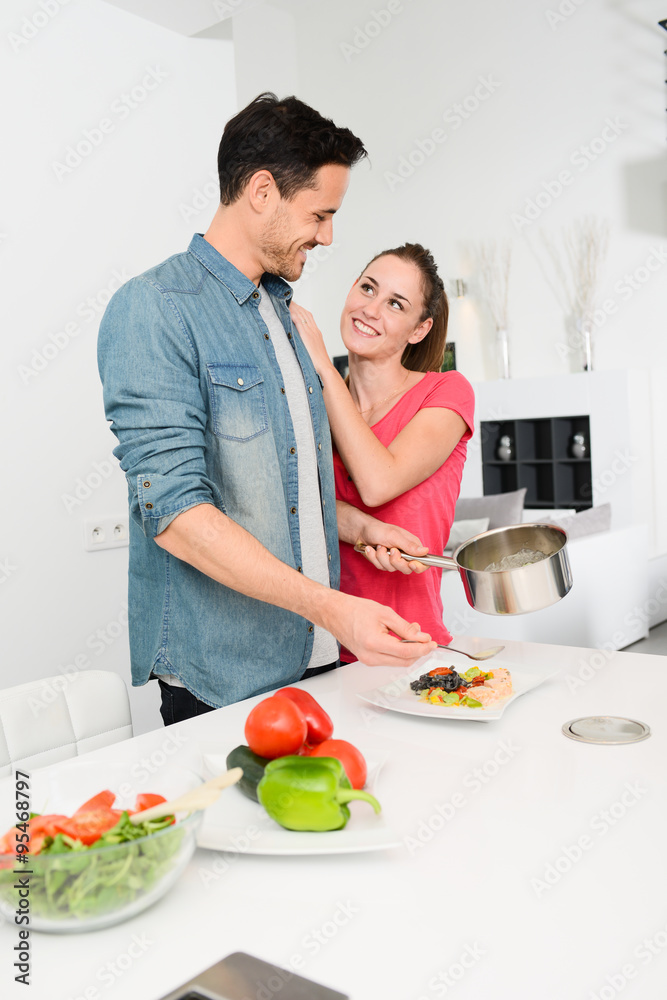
[{"x1": 480, "y1": 416, "x2": 592, "y2": 511}]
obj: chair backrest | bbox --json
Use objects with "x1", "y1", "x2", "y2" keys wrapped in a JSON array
[{"x1": 0, "y1": 670, "x2": 133, "y2": 778}]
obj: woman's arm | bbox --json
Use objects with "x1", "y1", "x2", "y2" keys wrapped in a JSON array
[
  {"x1": 336, "y1": 500, "x2": 430, "y2": 574},
  {"x1": 291, "y1": 304, "x2": 467, "y2": 508}
]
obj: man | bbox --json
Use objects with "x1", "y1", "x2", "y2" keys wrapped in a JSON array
[{"x1": 98, "y1": 93, "x2": 434, "y2": 724}]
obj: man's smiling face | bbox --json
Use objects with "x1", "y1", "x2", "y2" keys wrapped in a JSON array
[{"x1": 258, "y1": 163, "x2": 350, "y2": 281}]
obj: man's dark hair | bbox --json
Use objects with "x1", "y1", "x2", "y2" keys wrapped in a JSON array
[{"x1": 217, "y1": 92, "x2": 367, "y2": 205}]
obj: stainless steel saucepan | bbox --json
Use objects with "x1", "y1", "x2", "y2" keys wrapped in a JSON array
[{"x1": 356, "y1": 523, "x2": 572, "y2": 616}]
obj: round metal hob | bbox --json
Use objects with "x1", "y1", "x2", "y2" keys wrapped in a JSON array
[{"x1": 562, "y1": 715, "x2": 651, "y2": 745}]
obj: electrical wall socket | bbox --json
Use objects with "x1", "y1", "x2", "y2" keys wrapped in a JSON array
[{"x1": 84, "y1": 516, "x2": 130, "y2": 552}]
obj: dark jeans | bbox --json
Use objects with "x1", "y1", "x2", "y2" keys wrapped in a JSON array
[{"x1": 158, "y1": 660, "x2": 340, "y2": 726}]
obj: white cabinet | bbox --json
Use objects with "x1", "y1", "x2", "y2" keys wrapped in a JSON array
[
  {"x1": 461, "y1": 370, "x2": 652, "y2": 537},
  {"x1": 453, "y1": 371, "x2": 655, "y2": 647}
]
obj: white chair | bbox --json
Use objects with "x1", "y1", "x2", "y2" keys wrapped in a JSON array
[{"x1": 0, "y1": 670, "x2": 133, "y2": 779}]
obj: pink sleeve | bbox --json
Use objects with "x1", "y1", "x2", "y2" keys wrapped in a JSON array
[{"x1": 420, "y1": 372, "x2": 475, "y2": 438}]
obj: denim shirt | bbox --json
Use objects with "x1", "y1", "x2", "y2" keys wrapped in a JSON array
[{"x1": 97, "y1": 234, "x2": 340, "y2": 707}]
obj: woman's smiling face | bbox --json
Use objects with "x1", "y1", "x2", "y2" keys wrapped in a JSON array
[{"x1": 340, "y1": 254, "x2": 432, "y2": 361}]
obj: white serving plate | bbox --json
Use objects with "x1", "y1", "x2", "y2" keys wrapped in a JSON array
[
  {"x1": 197, "y1": 750, "x2": 400, "y2": 855},
  {"x1": 357, "y1": 652, "x2": 559, "y2": 722}
]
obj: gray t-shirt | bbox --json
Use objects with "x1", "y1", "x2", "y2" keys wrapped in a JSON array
[{"x1": 257, "y1": 286, "x2": 338, "y2": 669}]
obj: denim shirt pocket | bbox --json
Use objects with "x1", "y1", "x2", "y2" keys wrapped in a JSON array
[{"x1": 207, "y1": 362, "x2": 269, "y2": 441}]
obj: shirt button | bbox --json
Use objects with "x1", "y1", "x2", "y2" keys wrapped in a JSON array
[
  {"x1": 237, "y1": 378, "x2": 244, "y2": 386},
  {"x1": 145, "y1": 502, "x2": 154, "y2": 510},
  {"x1": 290, "y1": 447, "x2": 296, "y2": 455},
  {"x1": 307, "y1": 625, "x2": 314, "y2": 633},
  {"x1": 287, "y1": 333, "x2": 292, "y2": 339},
  {"x1": 328, "y1": 553, "x2": 332, "y2": 561},
  {"x1": 297, "y1": 566, "x2": 302, "y2": 573},
  {"x1": 322, "y1": 499, "x2": 326, "y2": 506},
  {"x1": 143, "y1": 480, "x2": 151, "y2": 488},
  {"x1": 308, "y1": 386, "x2": 313, "y2": 393},
  {"x1": 290, "y1": 506, "x2": 297, "y2": 514},
  {"x1": 264, "y1": 333, "x2": 269, "y2": 340},
  {"x1": 280, "y1": 387, "x2": 286, "y2": 394},
  {"x1": 318, "y1": 443, "x2": 322, "y2": 450},
  {"x1": 252, "y1": 291, "x2": 259, "y2": 299}
]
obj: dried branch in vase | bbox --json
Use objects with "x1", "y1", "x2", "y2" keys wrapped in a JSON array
[
  {"x1": 536, "y1": 216, "x2": 610, "y2": 324},
  {"x1": 467, "y1": 239, "x2": 513, "y2": 378},
  {"x1": 472, "y1": 239, "x2": 513, "y2": 331},
  {"x1": 530, "y1": 216, "x2": 610, "y2": 371}
]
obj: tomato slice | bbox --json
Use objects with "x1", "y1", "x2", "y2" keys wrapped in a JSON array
[
  {"x1": 0, "y1": 815, "x2": 69, "y2": 856},
  {"x1": 75, "y1": 790, "x2": 116, "y2": 813},
  {"x1": 53, "y1": 808, "x2": 122, "y2": 846},
  {"x1": 428, "y1": 667, "x2": 453, "y2": 676},
  {"x1": 134, "y1": 793, "x2": 167, "y2": 812},
  {"x1": 0, "y1": 827, "x2": 21, "y2": 856}
]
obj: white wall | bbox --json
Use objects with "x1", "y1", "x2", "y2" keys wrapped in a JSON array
[
  {"x1": 279, "y1": 0, "x2": 666, "y2": 383},
  {"x1": 1, "y1": 0, "x2": 236, "y2": 734}
]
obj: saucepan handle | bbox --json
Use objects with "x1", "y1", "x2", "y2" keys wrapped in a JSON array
[{"x1": 353, "y1": 541, "x2": 459, "y2": 571}]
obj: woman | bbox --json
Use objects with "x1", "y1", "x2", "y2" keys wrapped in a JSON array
[{"x1": 290, "y1": 243, "x2": 474, "y2": 662}]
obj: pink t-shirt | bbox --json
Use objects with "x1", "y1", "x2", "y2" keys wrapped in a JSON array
[{"x1": 334, "y1": 370, "x2": 475, "y2": 661}]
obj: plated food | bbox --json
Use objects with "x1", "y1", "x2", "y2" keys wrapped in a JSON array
[
  {"x1": 358, "y1": 653, "x2": 558, "y2": 722},
  {"x1": 410, "y1": 665, "x2": 513, "y2": 708}
]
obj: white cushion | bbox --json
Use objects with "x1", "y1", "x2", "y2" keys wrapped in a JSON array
[
  {"x1": 455, "y1": 489, "x2": 526, "y2": 529},
  {"x1": 0, "y1": 670, "x2": 133, "y2": 779}
]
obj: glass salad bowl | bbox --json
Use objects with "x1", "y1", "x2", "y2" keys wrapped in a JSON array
[{"x1": 0, "y1": 761, "x2": 203, "y2": 933}]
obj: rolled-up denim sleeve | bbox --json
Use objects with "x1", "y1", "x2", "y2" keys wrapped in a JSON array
[{"x1": 97, "y1": 276, "x2": 222, "y2": 538}]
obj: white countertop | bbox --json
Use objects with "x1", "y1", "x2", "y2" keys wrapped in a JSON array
[{"x1": 2, "y1": 637, "x2": 666, "y2": 1000}]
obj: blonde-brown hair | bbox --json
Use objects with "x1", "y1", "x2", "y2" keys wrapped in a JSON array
[{"x1": 360, "y1": 243, "x2": 449, "y2": 372}]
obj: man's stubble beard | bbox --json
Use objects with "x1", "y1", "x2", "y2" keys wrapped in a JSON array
[{"x1": 258, "y1": 204, "x2": 304, "y2": 282}]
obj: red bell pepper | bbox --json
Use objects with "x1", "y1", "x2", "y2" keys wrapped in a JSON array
[{"x1": 274, "y1": 687, "x2": 333, "y2": 745}]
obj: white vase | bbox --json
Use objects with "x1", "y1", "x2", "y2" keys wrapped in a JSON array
[
  {"x1": 571, "y1": 314, "x2": 594, "y2": 371},
  {"x1": 496, "y1": 327, "x2": 510, "y2": 379}
]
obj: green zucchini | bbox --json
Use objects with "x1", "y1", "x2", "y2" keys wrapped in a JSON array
[{"x1": 226, "y1": 745, "x2": 270, "y2": 802}]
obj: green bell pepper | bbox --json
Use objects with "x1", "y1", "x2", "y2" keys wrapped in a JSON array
[{"x1": 257, "y1": 756, "x2": 381, "y2": 831}]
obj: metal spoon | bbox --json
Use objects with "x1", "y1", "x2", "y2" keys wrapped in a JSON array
[{"x1": 400, "y1": 641, "x2": 504, "y2": 661}]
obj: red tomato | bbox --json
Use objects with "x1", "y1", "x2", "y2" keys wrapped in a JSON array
[
  {"x1": 134, "y1": 793, "x2": 167, "y2": 812},
  {"x1": 428, "y1": 667, "x2": 453, "y2": 676},
  {"x1": 53, "y1": 808, "x2": 122, "y2": 846},
  {"x1": 245, "y1": 696, "x2": 308, "y2": 759},
  {"x1": 307, "y1": 740, "x2": 367, "y2": 789},
  {"x1": 75, "y1": 790, "x2": 116, "y2": 813}
]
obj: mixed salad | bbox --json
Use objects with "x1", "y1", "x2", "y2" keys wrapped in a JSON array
[
  {"x1": 410, "y1": 665, "x2": 513, "y2": 708},
  {"x1": 0, "y1": 790, "x2": 183, "y2": 921}
]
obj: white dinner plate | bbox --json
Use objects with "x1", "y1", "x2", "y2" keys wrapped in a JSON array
[
  {"x1": 357, "y1": 652, "x2": 559, "y2": 722},
  {"x1": 196, "y1": 749, "x2": 400, "y2": 855}
]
